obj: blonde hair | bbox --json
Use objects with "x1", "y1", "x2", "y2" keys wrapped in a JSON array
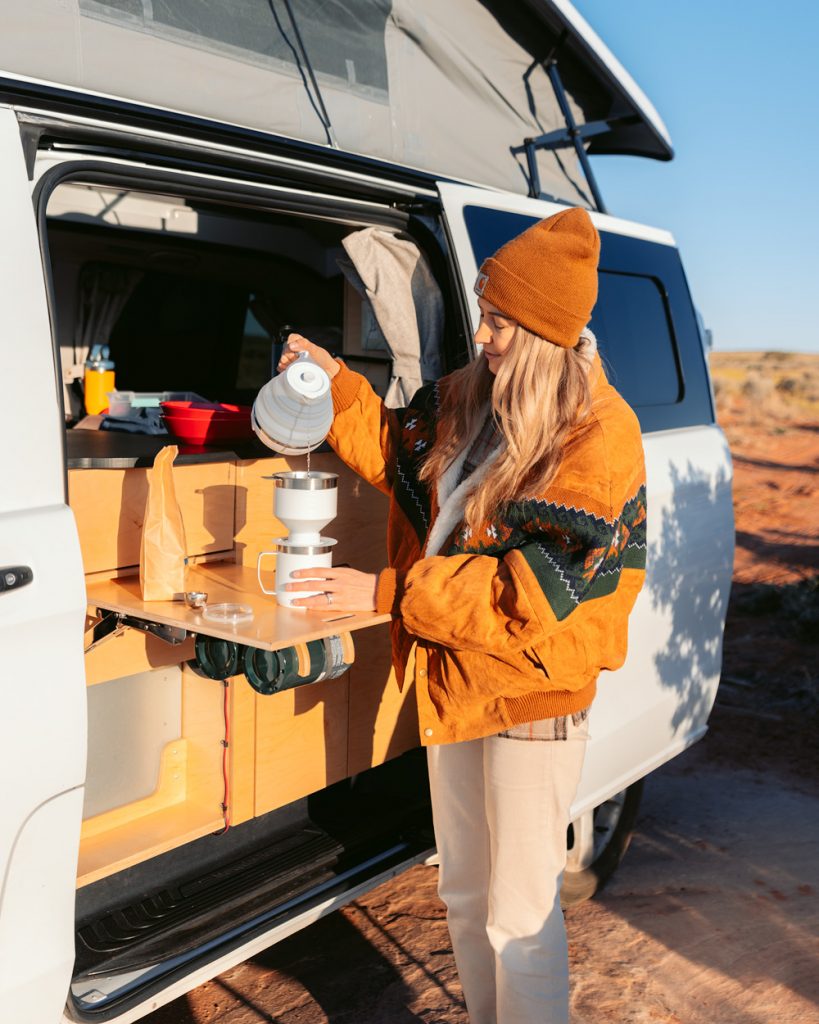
[{"x1": 419, "y1": 328, "x2": 594, "y2": 533}]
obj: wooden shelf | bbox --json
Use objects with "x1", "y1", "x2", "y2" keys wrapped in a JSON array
[
  {"x1": 86, "y1": 562, "x2": 391, "y2": 652},
  {"x1": 77, "y1": 738, "x2": 224, "y2": 887},
  {"x1": 78, "y1": 803, "x2": 224, "y2": 888}
]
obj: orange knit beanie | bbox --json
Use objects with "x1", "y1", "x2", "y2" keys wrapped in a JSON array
[{"x1": 474, "y1": 207, "x2": 600, "y2": 348}]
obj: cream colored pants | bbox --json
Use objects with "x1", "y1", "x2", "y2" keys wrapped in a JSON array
[{"x1": 427, "y1": 717, "x2": 589, "y2": 1024}]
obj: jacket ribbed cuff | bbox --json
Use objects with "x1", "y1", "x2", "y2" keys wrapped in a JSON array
[
  {"x1": 375, "y1": 568, "x2": 405, "y2": 616},
  {"x1": 330, "y1": 359, "x2": 364, "y2": 414}
]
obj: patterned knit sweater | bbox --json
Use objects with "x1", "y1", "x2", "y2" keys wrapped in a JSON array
[{"x1": 326, "y1": 352, "x2": 647, "y2": 745}]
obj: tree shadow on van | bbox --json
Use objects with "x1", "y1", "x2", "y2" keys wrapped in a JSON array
[{"x1": 646, "y1": 461, "x2": 734, "y2": 738}]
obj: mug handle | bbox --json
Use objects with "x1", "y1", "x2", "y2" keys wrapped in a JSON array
[{"x1": 257, "y1": 551, "x2": 277, "y2": 596}]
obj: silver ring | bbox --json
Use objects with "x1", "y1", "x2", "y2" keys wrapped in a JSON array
[{"x1": 326, "y1": 591, "x2": 333, "y2": 606}]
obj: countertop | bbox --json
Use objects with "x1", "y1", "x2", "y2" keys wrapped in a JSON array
[{"x1": 66, "y1": 429, "x2": 279, "y2": 469}]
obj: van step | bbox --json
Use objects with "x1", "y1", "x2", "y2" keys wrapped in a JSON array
[{"x1": 74, "y1": 819, "x2": 425, "y2": 982}]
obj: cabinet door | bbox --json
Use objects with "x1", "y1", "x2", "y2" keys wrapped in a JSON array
[
  {"x1": 0, "y1": 107, "x2": 87, "y2": 1024},
  {"x1": 438, "y1": 181, "x2": 734, "y2": 811}
]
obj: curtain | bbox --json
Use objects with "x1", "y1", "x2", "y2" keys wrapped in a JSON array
[
  {"x1": 340, "y1": 227, "x2": 444, "y2": 408},
  {"x1": 65, "y1": 262, "x2": 143, "y2": 417}
]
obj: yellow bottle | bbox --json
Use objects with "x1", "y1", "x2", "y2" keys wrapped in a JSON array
[{"x1": 84, "y1": 344, "x2": 116, "y2": 416}]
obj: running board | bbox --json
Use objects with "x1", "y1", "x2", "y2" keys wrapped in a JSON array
[{"x1": 71, "y1": 824, "x2": 432, "y2": 1020}]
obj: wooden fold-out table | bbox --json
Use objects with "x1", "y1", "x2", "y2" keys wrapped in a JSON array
[{"x1": 85, "y1": 561, "x2": 391, "y2": 650}]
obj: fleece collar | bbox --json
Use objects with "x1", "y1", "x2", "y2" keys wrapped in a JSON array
[{"x1": 424, "y1": 411, "x2": 504, "y2": 558}]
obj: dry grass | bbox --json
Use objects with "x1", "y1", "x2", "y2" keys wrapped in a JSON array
[{"x1": 709, "y1": 350, "x2": 819, "y2": 427}]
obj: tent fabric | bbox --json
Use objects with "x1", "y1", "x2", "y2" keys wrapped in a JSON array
[
  {"x1": 340, "y1": 228, "x2": 445, "y2": 408},
  {"x1": 0, "y1": 0, "x2": 635, "y2": 204}
]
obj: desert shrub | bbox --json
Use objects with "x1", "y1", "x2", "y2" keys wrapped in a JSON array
[
  {"x1": 782, "y1": 577, "x2": 819, "y2": 641},
  {"x1": 734, "y1": 576, "x2": 819, "y2": 641},
  {"x1": 741, "y1": 377, "x2": 774, "y2": 402}
]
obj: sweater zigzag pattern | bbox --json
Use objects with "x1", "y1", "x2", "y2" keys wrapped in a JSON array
[{"x1": 392, "y1": 383, "x2": 647, "y2": 624}]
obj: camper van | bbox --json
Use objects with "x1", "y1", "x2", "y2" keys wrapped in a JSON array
[{"x1": 0, "y1": 2, "x2": 734, "y2": 1021}]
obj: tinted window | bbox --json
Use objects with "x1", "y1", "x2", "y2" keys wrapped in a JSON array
[
  {"x1": 461, "y1": 204, "x2": 714, "y2": 432},
  {"x1": 591, "y1": 272, "x2": 681, "y2": 407}
]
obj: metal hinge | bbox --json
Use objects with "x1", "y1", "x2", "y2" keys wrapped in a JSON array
[{"x1": 85, "y1": 609, "x2": 188, "y2": 654}]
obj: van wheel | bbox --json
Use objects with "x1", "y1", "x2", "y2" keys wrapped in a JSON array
[{"x1": 561, "y1": 779, "x2": 644, "y2": 906}]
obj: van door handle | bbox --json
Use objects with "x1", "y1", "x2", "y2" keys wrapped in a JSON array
[{"x1": 0, "y1": 566, "x2": 33, "y2": 593}]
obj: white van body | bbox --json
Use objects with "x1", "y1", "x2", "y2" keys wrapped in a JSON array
[{"x1": 0, "y1": 4, "x2": 733, "y2": 1021}]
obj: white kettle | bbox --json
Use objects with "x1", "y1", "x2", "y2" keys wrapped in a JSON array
[{"x1": 252, "y1": 352, "x2": 334, "y2": 455}]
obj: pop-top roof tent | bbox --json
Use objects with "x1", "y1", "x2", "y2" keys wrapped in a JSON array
[{"x1": 1, "y1": 0, "x2": 671, "y2": 210}]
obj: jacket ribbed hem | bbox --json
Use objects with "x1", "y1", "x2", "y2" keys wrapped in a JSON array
[
  {"x1": 330, "y1": 359, "x2": 363, "y2": 413},
  {"x1": 500, "y1": 680, "x2": 596, "y2": 728}
]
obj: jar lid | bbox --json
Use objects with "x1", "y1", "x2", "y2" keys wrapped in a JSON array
[
  {"x1": 86, "y1": 343, "x2": 115, "y2": 371},
  {"x1": 285, "y1": 356, "x2": 331, "y2": 400}
]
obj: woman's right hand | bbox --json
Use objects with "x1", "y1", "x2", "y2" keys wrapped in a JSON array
[{"x1": 277, "y1": 333, "x2": 340, "y2": 379}]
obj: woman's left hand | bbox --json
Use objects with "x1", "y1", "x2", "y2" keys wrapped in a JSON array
[{"x1": 286, "y1": 566, "x2": 378, "y2": 611}]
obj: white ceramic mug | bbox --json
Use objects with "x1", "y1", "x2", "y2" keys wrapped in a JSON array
[{"x1": 257, "y1": 538, "x2": 337, "y2": 608}]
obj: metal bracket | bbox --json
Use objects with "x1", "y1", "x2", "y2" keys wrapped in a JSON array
[
  {"x1": 85, "y1": 609, "x2": 188, "y2": 654},
  {"x1": 512, "y1": 58, "x2": 610, "y2": 213},
  {"x1": 18, "y1": 120, "x2": 46, "y2": 181}
]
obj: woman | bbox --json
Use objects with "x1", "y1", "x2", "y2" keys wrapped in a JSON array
[{"x1": 279, "y1": 207, "x2": 647, "y2": 1023}]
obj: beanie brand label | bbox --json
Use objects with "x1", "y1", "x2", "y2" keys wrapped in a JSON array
[{"x1": 474, "y1": 271, "x2": 489, "y2": 296}]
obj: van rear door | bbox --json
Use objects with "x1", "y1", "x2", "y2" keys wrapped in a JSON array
[
  {"x1": 438, "y1": 181, "x2": 734, "y2": 812},
  {"x1": 0, "y1": 106, "x2": 87, "y2": 1024}
]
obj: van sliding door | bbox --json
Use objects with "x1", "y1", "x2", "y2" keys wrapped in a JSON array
[
  {"x1": 438, "y1": 181, "x2": 734, "y2": 813},
  {"x1": 0, "y1": 107, "x2": 87, "y2": 1024}
]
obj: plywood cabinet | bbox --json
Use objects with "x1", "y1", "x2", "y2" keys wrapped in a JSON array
[
  {"x1": 69, "y1": 460, "x2": 236, "y2": 575},
  {"x1": 348, "y1": 623, "x2": 418, "y2": 777},
  {"x1": 78, "y1": 667, "x2": 229, "y2": 887},
  {"x1": 71, "y1": 449, "x2": 416, "y2": 887},
  {"x1": 254, "y1": 673, "x2": 351, "y2": 817}
]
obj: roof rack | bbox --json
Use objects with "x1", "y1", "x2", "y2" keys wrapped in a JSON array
[{"x1": 512, "y1": 56, "x2": 612, "y2": 213}]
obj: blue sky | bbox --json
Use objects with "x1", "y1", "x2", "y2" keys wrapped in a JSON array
[{"x1": 573, "y1": 0, "x2": 819, "y2": 353}]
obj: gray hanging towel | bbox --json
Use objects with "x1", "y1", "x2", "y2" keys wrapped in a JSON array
[{"x1": 340, "y1": 227, "x2": 444, "y2": 408}]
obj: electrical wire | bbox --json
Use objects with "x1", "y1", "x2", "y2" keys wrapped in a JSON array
[{"x1": 213, "y1": 679, "x2": 231, "y2": 835}]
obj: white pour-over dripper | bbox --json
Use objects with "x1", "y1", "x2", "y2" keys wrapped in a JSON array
[
  {"x1": 269, "y1": 470, "x2": 337, "y2": 543},
  {"x1": 257, "y1": 471, "x2": 339, "y2": 608},
  {"x1": 252, "y1": 352, "x2": 334, "y2": 456}
]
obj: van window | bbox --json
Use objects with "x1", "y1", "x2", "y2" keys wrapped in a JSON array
[
  {"x1": 590, "y1": 272, "x2": 681, "y2": 407},
  {"x1": 236, "y1": 297, "x2": 274, "y2": 391},
  {"x1": 81, "y1": 0, "x2": 391, "y2": 94}
]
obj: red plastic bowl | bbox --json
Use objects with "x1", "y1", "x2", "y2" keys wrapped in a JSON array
[{"x1": 160, "y1": 401, "x2": 254, "y2": 444}]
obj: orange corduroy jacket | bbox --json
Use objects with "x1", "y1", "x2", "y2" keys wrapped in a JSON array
[{"x1": 326, "y1": 354, "x2": 646, "y2": 745}]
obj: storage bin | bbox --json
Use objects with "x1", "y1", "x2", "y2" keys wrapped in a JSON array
[{"x1": 106, "y1": 390, "x2": 207, "y2": 417}]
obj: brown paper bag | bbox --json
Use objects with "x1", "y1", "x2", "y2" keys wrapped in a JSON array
[{"x1": 140, "y1": 445, "x2": 188, "y2": 601}]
